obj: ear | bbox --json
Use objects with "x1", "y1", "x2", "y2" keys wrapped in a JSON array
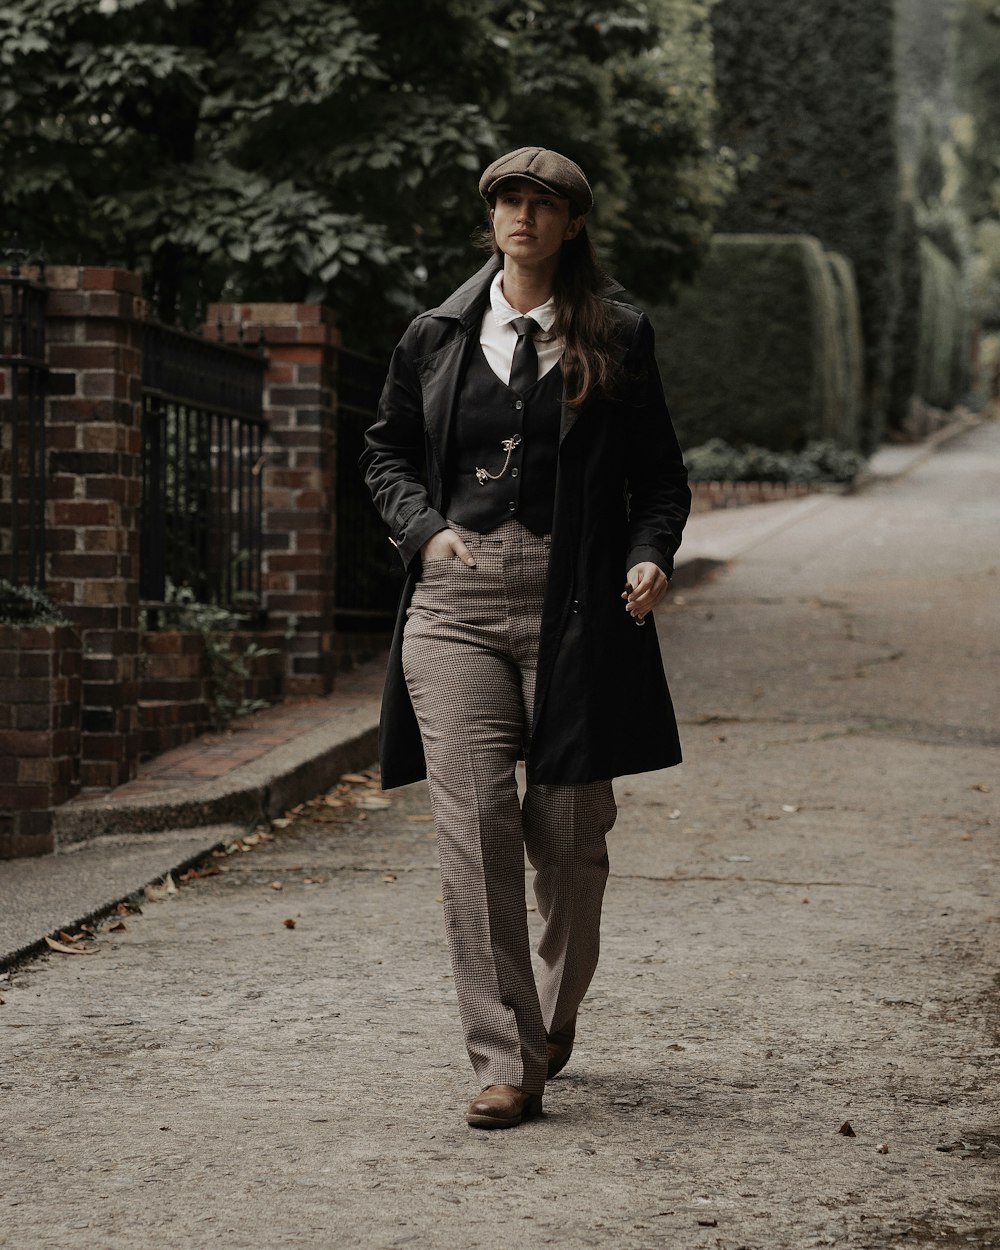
[{"x1": 564, "y1": 215, "x2": 584, "y2": 241}]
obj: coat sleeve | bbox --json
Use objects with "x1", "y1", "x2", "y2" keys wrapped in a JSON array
[
  {"x1": 358, "y1": 322, "x2": 448, "y2": 572},
  {"x1": 621, "y1": 313, "x2": 691, "y2": 578}
]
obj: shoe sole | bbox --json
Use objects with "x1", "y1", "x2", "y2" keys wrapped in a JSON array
[{"x1": 466, "y1": 1096, "x2": 543, "y2": 1130}]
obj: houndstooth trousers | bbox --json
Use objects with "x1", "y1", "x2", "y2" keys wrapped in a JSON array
[{"x1": 402, "y1": 518, "x2": 617, "y2": 1095}]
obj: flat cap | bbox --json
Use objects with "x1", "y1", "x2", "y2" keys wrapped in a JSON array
[{"x1": 479, "y1": 147, "x2": 593, "y2": 214}]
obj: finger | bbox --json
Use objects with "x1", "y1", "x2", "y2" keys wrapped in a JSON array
[{"x1": 452, "y1": 537, "x2": 476, "y2": 567}]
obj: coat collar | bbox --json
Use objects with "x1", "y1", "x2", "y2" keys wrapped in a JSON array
[{"x1": 418, "y1": 257, "x2": 631, "y2": 453}]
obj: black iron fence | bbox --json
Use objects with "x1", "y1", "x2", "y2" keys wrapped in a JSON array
[
  {"x1": 0, "y1": 253, "x2": 48, "y2": 588},
  {"x1": 335, "y1": 347, "x2": 402, "y2": 629},
  {"x1": 140, "y1": 321, "x2": 267, "y2": 612}
]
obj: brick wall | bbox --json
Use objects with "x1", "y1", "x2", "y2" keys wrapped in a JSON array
[
  {"x1": 208, "y1": 303, "x2": 338, "y2": 696},
  {"x1": 0, "y1": 624, "x2": 81, "y2": 858},
  {"x1": 138, "y1": 628, "x2": 285, "y2": 758},
  {"x1": 44, "y1": 267, "x2": 143, "y2": 788}
]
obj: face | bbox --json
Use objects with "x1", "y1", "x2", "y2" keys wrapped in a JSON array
[{"x1": 489, "y1": 179, "x2": 585, "y2": 268}]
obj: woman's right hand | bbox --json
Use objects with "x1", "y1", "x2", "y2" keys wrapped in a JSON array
[{"x1": 421, "y1": 528, "x2": 477, "y2": 567}]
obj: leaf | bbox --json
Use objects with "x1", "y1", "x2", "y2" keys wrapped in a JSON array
[
  {"x1": 109, "y1": 921, "x2": 127, "y2": 932},
  {"x1": 838, "y1": 1121, "x2": 856, "y2": 1137},
  {"x1": 340, "y1": 773, "x2": 369, "y2": 784},
  {"x1": 356, "y1": 796, "x2": 390, "y2": 810},
  {"x1": 283, "y1": 918, "x2": 296, "y2": 929},
  {"x1": 270, "y1": 881, "x2": 283, "y2": 890},
  {"x1": 44, "y1": 936, "x2": 97, "y2": 955}
]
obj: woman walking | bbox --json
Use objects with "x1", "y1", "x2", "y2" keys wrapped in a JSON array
[{"x1": 361, "y1": 147, "x2": 690, "y2": 1129}]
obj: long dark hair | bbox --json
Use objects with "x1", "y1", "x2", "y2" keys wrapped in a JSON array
[{"x1": 478, "y1": 206, "x2": 621, "y2": 409}]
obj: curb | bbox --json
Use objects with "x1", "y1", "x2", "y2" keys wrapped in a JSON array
[
  {"x1": 850, "y1": 413, "x2": 982, "y2": 494},
  {"x1": 53, "y1": 723, "x2": 380, "y2": 844},
  {"x1": 0, "y1": 828, "x2": 240, "y2": 974}
]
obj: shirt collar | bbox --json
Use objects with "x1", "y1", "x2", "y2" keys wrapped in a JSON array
[{"x1": 489, "y1": 269, "x2": 557, "y2": 337}]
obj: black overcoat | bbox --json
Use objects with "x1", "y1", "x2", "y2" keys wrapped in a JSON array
[{"x1": 360, "y1": 257, "x2": 691, "y2": 790}]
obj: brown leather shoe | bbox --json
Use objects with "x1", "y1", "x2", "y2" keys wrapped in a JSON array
[
  {"x1": 466, "y1": 1085, "x2": 544, "y2": 1130},
  {"x1": 546, "y1": 1017, "x2": 577, "y2": 1079}
]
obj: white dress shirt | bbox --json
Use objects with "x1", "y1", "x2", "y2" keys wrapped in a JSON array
[{"x1": 480, "y1": 269, "x2": 563, "y2": 385}]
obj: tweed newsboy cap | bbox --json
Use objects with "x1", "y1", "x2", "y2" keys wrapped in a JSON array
[{"x1": 479, "y1": 147, "x2": 593, "y2": 214}]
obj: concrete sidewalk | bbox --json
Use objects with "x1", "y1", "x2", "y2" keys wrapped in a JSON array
[{"x1": 0, "y1": 415, "x2": 981, "y2": 971}]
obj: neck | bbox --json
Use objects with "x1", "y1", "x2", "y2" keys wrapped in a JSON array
[{"x1": 500, "y1": 256, "x2": 557, "y2": 314}]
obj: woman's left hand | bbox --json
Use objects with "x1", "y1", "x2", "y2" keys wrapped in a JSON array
[{"x1": 622, "y1": 562, "x2": 670, "y2": 623}]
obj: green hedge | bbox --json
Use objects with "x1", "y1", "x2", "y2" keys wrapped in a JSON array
[
  {"x1": 890, "y1": 206, "x2": 970, "y2": 425},
  {"x1": 650, "y1": 234, "x2": 863, "y2": 452},
  {"x1": 710, "y1": 0, "x2": 901, "y2": 452},
  {"x1": 915, "y1": 238, "x2": 968, "y2": 409}
]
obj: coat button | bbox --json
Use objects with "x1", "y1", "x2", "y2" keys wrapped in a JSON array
[
  {"x1": 510, "y1": 467, "x2": 519, "y2": 477},
  {"x1": 508, "y1": 501, "x2": 516, "y2": 512},
  {"x1": 514, "y1": 399, "x2": 523, "y2": 410},
  {"x1": 571, "y1": 598, "x2": 580, "y2": 613}
]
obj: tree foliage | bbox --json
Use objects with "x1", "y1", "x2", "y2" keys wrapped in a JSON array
[{"x1": 0, "y1": 0, "x2": 731, "y2": 345}]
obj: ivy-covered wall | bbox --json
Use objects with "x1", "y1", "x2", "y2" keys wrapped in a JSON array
[{"x1": 710, "y1": 0, "x2": 901, "y2": 452}]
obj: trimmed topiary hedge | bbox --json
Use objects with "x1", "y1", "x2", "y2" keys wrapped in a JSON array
[
  {"x1": 710, "y1": 0, "x2": 901, "y2": 452},
  {"x1": 650, "y1": 234, "x2": 863, "y2": 453},
  {"x1": 890, "y1": 204, "x2": 970, "y2": 428}
]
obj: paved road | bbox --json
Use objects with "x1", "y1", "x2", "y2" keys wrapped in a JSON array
[{"x1": 1, "y1": 425, "x2": 998, "y2": 1250}]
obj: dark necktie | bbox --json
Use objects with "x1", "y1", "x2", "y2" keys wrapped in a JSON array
[{"x1": 509, "y1": 316, "x2": 539, "y2": 394}]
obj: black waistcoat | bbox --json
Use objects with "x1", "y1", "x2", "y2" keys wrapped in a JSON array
[{"x1": 444, "y1": 344, "x2": 562, "y2": 536}]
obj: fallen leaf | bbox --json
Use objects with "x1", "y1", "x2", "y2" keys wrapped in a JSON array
[
  {"x1": 289, "y1": 804, "x2": 305, "y2": 815},
  {"x1": 179, "y1": 865, "x2": 222, "y2": 881},
  {"x1": 973, "y1": 783, "x2": 992, "y2": 793},
  {"x1": 697, "y1": 1219, "x2": 718, "y2": 1228},
  {"x1": 324, "y1": 796, "x2": 346, "y2": 808},
  {"x1": 283, "y1": 918, "x2": 296, "y2": 929},
  {"x1": 839, "y1": 1121, "x2": 856, "y2": 1137},
  {"x1": 667, "y1": 809, "x2": 681, "y2": 820},
  {"x1": 58, "y1": 930, "x2": 83, "y2": 943},
  {"x1": 876, "y1": 1142, "x2": 889, "y2": 1154},
  {"x1": 382, "y1": 873, "x2": 397, "y2": 883},
  {"x1": 781, "y1": 804, "x2": 799, "y2": 813},
  {"x1": 356, "y1": 796, "x2": 390, "y2": 810},
  {"x1": 725, "y1": 854, "x2": 752, "y2": 863},
  {"x1": 271, "y1": 818, "x2": 292, "y2": 829},
  {"x1": 144, "y1": 874, "x2": 178, "y2": 902},
  {"x1": 109, "y1": 921, "x2": 127, "y2": 932},
  {"x1": 0, "y1": 996, "x2": 4, "y2": 1004},
  {"x1": 270, "y1": 881, "x2": 283, "y2": 891},
  {"x1": 340, "y1": 773, "x2": 369, "y2": 784},
  {"x1": 44, "y1": 936, "x2": 97, "y2": 955}
]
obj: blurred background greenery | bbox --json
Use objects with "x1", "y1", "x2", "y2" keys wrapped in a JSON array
[{"x1": 2, "y1": 0, "x2": 998, "y2": 458}]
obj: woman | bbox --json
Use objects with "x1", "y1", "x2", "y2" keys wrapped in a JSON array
[{"x1": 361, "y1": 147, "x2": 690, "y2": 1130}]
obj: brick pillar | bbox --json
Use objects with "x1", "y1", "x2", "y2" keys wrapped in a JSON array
[
  {"x1": 208, "y1": 303, "x2": 338, "y2": 696},
  {"x1": 44, "y1": 267, "x2": 143, "y2": 788},
  {"x1": 0, "y1": 624, "x2": 81, "y2": 858}
]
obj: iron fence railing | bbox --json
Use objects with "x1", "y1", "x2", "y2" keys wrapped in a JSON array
[
  {"x1": 140, "y1": 321, "x2": 267, "y2": 613},
  {"x1": 336, "y1": 348, "x2": 401, "y2": 629},
  {"x1": 0, "y1": 252, "x2": 48, "y2": 589}
]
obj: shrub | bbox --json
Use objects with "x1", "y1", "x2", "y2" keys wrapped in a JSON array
[
  {"x1": 649, "y1": 234, "x2": 863, "y2": 453},
  {"x1": 685, "y1": 438, "x2": 866, "y2": 484}
]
